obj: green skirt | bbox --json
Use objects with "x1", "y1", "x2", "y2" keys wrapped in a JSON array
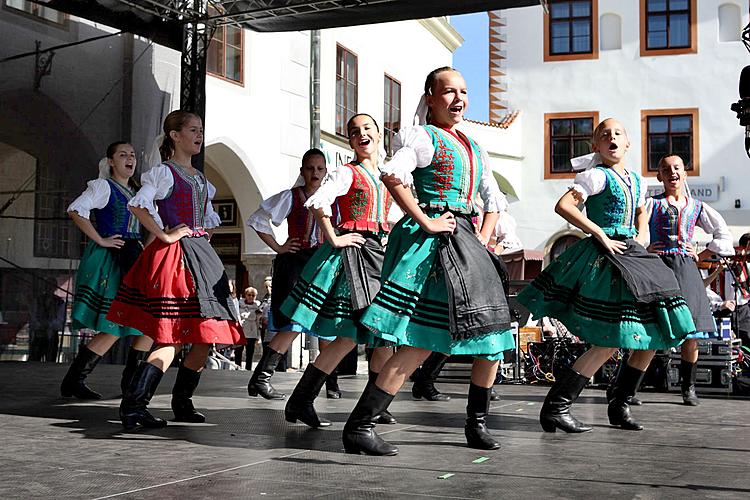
[
  {"x1": 280, "y1": 239, "x2": 384, "y2": 346},
  {"x1": 71, "y1": 241, "x2": 143, "y2": 337},
  {"x1": 360, "y1": 216, "x2": 515, "y2": 361},
  {"x1": 517, "y1": 237, "x2": 695, "y2": 350}
]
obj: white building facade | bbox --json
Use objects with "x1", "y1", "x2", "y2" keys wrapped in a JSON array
[{"x1": 496, "y1": 0, "x2": 750, "y2": 256}]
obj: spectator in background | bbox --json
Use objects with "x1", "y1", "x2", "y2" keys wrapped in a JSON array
[
  {"x1": 236, "y1": 287, "x2": 261, "y2": 370},
  {"x1": 29, "y1": 283, "x2": 65, "y2": 362}
]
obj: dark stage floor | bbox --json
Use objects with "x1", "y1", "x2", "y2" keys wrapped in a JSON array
[{"x1": 0, "y1": 362, "x2": 748, "y2": 499}]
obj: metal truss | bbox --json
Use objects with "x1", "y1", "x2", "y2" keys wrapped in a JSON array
[{"x1": 99, "y1": 0, "x2": 393, "y2": 27}]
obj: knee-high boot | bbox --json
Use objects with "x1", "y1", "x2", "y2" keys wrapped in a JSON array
[
  {"x1": 412, "y1": 353, "x2": 450, "y2": 402},
  {"x1": 369, "y1": 370, "x2": 397, "y2": 424},
  {"x1": 680, "y1": 360, "x2": 699, "y2": 406},
  {"x1": 119, "y1": 363, "x2": 168, "y2": 430},
  {"x1": 607, "y1": 363, "x2": 646, "y2": 430},
  {"x1": 342, "y1": 382, "x2": 398, "y2": 456},
  {"x1": 465, "y1": 383, "x2": 500, "y2": 450},
  {"x1": 247, "y1": 347, "x2": 286, "y2": 399},
  {"x1": 325, "y1": 368, "x2": 341, "y2": 399},
  {"x1": 285, "y1": 364, "x2": 332, "y2": 428},
  {"x1": 61, "y1": 345, "x2": 103, "y2": 399},
  {"x1": 606, "y1": 358, "x2": 642, "y2": 406},
  {"x1": 171, "y1": 366, "x2": 206, "y2": 423},
  {"x1": 120, "y1": 348, "x2": 149, "y2": 396},
  {"x1": 539, "y1": 366, "x2": 593, "y2": 433}
]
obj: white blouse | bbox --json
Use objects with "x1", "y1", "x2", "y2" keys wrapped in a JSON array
[
  {"x1": 128, "y1": 163, "x2": 222, "y2": 229},
  {"x1": 246, "y1": 189, "x2": 325, "y2": 247},
  {"x1": 644, "y1": 197, "x2": 736, "y2": 256},
  {"x1": 67, "y1": 178, "x2": 113, "y2": 219},
  {"x1": 304, "y1": 166, "x2": 354, "y2": 218},
  {"x1": 247, "y1": 190, "x2": 295, "y2": 235},
  {"x1": 379, "y1": 126, "x2": 508, "y2": 213},
  {"x1": 570, "y1": 167, "x2": 648, "y2": 207}
]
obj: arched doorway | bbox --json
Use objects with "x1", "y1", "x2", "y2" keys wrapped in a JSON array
[{"x1": 204, "y1": 140, "x2": 271, "y2": 293}]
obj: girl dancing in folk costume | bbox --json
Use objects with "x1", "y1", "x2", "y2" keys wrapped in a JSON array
[
  {"x1": 645, "y1": 154, "x2": 734, "y2": 405},
  {"x1": 281, "y1": 113, "x2": 397, "y2": 429},
  {"x1": 245, "y1": 148, "x2": 341, "y2": 400},
  {"x1": 107, "y1": 111, "x2": 243, "y2": 430},
  {"x1": 518, "y1": 118, "x2": 696, "y2": 434},
  {"x1": 62, "y1": 142, "x2": 153, "y2": 400},
  {"x1": 343, "y1": 67, "x2": 515, "y2": 456}
]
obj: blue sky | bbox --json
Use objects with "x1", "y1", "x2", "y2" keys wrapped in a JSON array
[{"x1": 452, "y1": 13, "x2": 489, "y2": 122}]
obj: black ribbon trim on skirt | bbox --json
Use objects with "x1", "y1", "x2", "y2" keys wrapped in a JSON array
[
  {"x1": 341, "y1": 232, "x2": 385, "y2": 311},
  {"x1": 437, "y1": 215, "x2": 512, "y2": 340},
  {"x1": 602, "y1": 238, "x2": 681, "y2": 303},
  {"x1": 660, "y1": 253, "x2": 716, "y2": 332},
  {"x1": 271, "y1": 247, "x2": 319, "y2": 329},
  {"x1": 531, "y1": 271, "x2": 688, "y2": 324},
  {"x1": 180, "y1": 236, "x2": 239, "y2": 322}
]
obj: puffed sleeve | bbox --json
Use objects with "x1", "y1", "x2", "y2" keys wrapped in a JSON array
[
  {"x1": 477, "y1": 148, "x2": 509, "y2": 213},
  {"x1": 204, "y1": 181, "x2": 222, "y2": 229},
  {"x1": 570, "y1": 168, "x2": 607, "y2": 201},
  {"x1": 305, "y1": 166, "x2": 353, "y2": 217},
  {"x1": 246, "y1": 190, "x2": 294, "y2": 235},
  {"x1": 67, "y1": 179, "x2": 111, "y2": 219},
  {"x1": 380, "y1": 126, "x2": 435, "y2": 186},
  {"x1": 129, "y1": 163, "x2": 174, "y2": 229},
  {"x1": 698, "y1": 203, "x2": 735, "y2": 256}
]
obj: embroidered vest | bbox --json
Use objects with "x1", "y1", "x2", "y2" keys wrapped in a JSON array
[
  {"x1": 336, "y1": 163, "x2": 391, "y2": 233},
  {"x1": 92, "y1": 180, "x2": 141, "y2": 240},
  {"x1": 649, "y1": 193, "x2": 703, "y2": 255},
  {"x1": 155, "y1": 161, "x2": 209, "y2": 232},
  {"x1": 584, "y1": 166, "x2": 641, "y2": 238},
  {"x1": 287, "y1": 186, "x2": 336, "y2": 248},
  {"x1": 412, "y1": 125, "x2": 485, "y2": 214}
]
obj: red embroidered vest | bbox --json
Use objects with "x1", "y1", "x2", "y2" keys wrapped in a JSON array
[
  {"x1": 336, "y1": 163, "x2": 391, "y2": 233},
  {"x1": 287, "y1": 186, "x2": 336, "y2": 248}
]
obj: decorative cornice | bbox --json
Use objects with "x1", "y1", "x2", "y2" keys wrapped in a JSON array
[{"x1": 419, "y1": 17, "x2": 464, "y2": 53}]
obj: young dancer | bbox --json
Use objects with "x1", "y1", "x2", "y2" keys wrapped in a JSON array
[
  {"x1": 518, "y1": 118, "x2": 695, "y2": 433},
  {"x1": 245, "y1": 149, "x2": 339, "y2": 400},
  {"x1": 62, "y1": 142, "x2": 153, "y2": 399},
  {"x1": 338, "y1": 67, "x2": 515, "y2": 456},
  {"x1": 281, "y1": 113, "x2": 396, "y2": 429},
  {"x1": 107, "y1": 110, "x2": 243, "y2": 429},
  {"x1": 647, "y1": 154, "x2": 734, "y2": 405}
]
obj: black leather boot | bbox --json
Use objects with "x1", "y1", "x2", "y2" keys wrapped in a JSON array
[
  {"x1": 326, "y1": 369, "x2": 342, "y2": 399},
  {"x1": 411, "y1": 353, "x2": 450, "y2": 402},
  {"x1": 285, "y1": 364, "x2": 332, "y2": 428},
  {"x1": 247, "y1": 347, "x2": 286, "y2": 399},
  {"x1": 369, "y1": 370, "x2": 397, "y2": 424},
  {"x1": 120, "y1": 363, "x2": 168, "y2": 430},
  {"x1": 60, "y1": 345, "x2": 103, "y2": 399},
  {"x1": 120, "y1": 348, "x2": 149, "y2": 396},
  {"x1": 680, "y1": 359, "x2": 699, "y2": 406},
  {"x1": 539, "y1": 367, "x2": 593, "y2": 433},
  {"x1": 607, "y1": 363, "x2": 646, "y2": 430},
  {"x1": 465, "y1": 383, "x2": 500, "y2": 450},
  {"x1": 606, "y1": 361, "x2": 642, "y2": 406},
  {"x1": 342, "y1": 382, "x2": 398, "y2": 456},
  {"x1": 171, "y1": 366, "x2": 206, "y2": 423}
]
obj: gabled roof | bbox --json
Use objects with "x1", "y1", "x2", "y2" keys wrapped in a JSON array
[{"x1": 36, "y1": 0, "x2": 539, "y2": 49}]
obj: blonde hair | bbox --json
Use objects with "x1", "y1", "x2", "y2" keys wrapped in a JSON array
[
  {"x1": 593, "y1": 117, "x2": 628, "y2": 141},
  {"x1": 244, "y1": 287, "x2": 258, "y2": 296}
]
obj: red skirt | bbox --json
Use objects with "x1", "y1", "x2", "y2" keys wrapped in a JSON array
[{"x1": 106, "y1": 237, "x2": 244, "y2": 345}]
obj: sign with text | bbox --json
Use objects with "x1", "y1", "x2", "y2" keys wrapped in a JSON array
[{"x1": 646, "y1": 183, "x2": 720, "y2": 202}]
